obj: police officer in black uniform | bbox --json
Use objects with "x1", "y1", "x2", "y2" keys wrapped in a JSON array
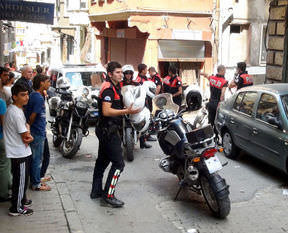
[
  {"x1": 202, "y1": 65, "x2": 228, "y2": 130},
  {"x1": 90, "y1": 61, "x2": 139, "y2": 208},
  {"x1": 229, "y1": 62, "x2": 253, "y2": 90},
  {"x1": 136, "y1": 64, "x2": 156, "y2": 148},
  {"x1": 162, "y1": 66, "x2": 183, "y2": 107},
  {"x1": 148, "y1": 67, "x2": 162, "y2": 95}
]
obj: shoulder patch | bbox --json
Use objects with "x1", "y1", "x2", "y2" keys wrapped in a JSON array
[{"x1": 104, "y1": 96, "x2": 111, "y2": 101}]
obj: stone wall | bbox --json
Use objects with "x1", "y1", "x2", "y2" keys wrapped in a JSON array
[{"x1": 266, "y1": 0, "x2": 288, "y2": 83}]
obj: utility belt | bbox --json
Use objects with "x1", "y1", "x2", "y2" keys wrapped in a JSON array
[{"x1": 97, "y1": 120, "x2": 122, "y2": 137}]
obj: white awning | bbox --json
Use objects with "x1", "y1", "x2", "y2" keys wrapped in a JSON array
[{"x1": 158, "y1": 40, "x2": 205, "y2": 60}]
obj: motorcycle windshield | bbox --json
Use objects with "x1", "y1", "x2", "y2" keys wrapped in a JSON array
[{"x1": 152, "y1": 93, "x2": 179, "y2": 116}]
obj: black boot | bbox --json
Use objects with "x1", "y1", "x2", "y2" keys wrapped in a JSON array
[
  {"x1": 140, "y1": 136, "x2": 152, "y2": 149},
  {"x1": 102, "y1": 196, "x2": 125, "y2": 208}
]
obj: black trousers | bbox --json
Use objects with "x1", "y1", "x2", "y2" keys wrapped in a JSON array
[
  {"x1": 207, "y1": 100, "x2": 219, "y2": 128},
  {"x1": 10, "y1": 156, "x2": 30, "y2": 212},
  {"x1": 91, "y1": 127, "x2": 125, "y2": 198},
  {"x1": 40, "y1": 137, "x2": 50, "y2": 178}
]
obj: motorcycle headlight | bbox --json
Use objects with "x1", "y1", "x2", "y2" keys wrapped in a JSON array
[
  {"x1": 82, "y1": 88, "x2": 89, "y2": 97},
  {"x1": 76, "y1": 101, "x2": 87, "y2": 109}
]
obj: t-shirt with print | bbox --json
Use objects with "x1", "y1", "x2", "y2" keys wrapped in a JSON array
[
  {"x1": 3, "y1": 104, "x2": 32, "y2": 158},
  {"x1": 0, "y1": 98, "x2": 6, "y2": 139},
  {"x1": 25, "y1": 91, "x2": 46, "y2": 137}
]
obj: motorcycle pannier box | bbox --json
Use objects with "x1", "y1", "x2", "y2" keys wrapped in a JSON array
[{"x1": 186, "y1": 125, "x2": 214, "y2": 146}]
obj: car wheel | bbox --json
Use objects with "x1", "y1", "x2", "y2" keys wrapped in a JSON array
[{"x1": 222, "y1": 130, "x2": 239, "y2": 159}]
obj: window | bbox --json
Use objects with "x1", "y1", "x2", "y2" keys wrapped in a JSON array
[
  {"x1": 259, "y1": 24, "x2": 267, "y2": 65},
  {"x1": 257, "y1": 94, "x2": 280, "y2": 124},
  {"x1": 80, "y1": 0, "x2": 87, "y2": 8},
  {"x1": 66, "y1": 0, "x2": 80, "y2": 10},
  {"x1": 238, "y1": 92, "x2": 258, "y2": 116},
  {"x1": 282, "y1": 95, "x2": 288, "y2": 119},
  {"x1": 230, "y1": 25, "x2": 241, "y2": 33},
  {"x1": 233, "y1": 92, "x2": 245, "y2": 111}
]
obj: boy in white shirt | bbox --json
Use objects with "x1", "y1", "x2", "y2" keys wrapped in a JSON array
[{"x1": 3, "y1": 83, "x2": 34, "y2": 216}]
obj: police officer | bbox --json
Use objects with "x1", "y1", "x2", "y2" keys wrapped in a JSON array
[
  {"x1": 163, "y1": 66, "x2": 183, "y2": 107},
  {"x1": 229, "y1": 62, "x2": 253, "y2": 90},
  {"x1": 120, "y1": 64, "x2": 139, "y2": 87},
  {"x1": 135, "y1": 64, "x2": 156, "y2": 148},
  {"x1": 90, "y1": 61, "x2": 139, "y2": 208},
  {"x1": 202, "y1": 65, "x2": 228, "y2": 129},
  {"x1": 136, "y1": 63, "x2": 151, "y2": 84},
  {"x1": 148, "y1": 67, "x2": 162, "y2": 95}
]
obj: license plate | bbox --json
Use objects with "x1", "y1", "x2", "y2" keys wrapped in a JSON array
[{"x1": 204, "y1": 155, "x2": 223, "y2": 174}]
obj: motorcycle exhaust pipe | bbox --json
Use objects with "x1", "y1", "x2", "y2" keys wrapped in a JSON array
[{"x1": 159, "y1": 157, "x2": 172, "y2": 172}]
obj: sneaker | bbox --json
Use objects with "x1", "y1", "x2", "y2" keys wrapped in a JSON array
[
  {"x1": 9, "y1": 207, "x2": 34, "y2": 216},
  {"x1": 22, "y1": 199, "x2": 32, "y2": 207}
]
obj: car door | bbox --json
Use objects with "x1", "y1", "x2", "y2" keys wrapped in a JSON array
[
  {"x1": 228, "y1": 91, "x2": 258, "y2": 151},
  {"x1": 250, "y1": 93, "x2": 287, "y2": 169}
]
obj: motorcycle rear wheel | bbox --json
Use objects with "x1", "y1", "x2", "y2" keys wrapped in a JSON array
[
  {"x1": 125, "y1": 127, "x2": 135, "y2": 162},
  {"x1": 200, "y1": 174, "x2": 230, "y2": 219},
  {"x1": 61, "y1": 127, "x2": 83, "y2": 159}
]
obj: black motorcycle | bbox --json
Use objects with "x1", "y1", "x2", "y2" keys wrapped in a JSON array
[
  {"x1": 50, "y1": 89, "x2": 90, "y2": 159},
  {"x1": 152, "y1": 93, "x2": 230, "y2": 219}
]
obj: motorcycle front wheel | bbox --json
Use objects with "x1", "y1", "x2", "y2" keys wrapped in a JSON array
[
  {"x1": 124, "y1": 127, "x2": 135, "y2": 162},
  {"x1": 200, "y1": 174, "x2": 230, "y2": 219},
  {"x1": 61, "y1": 127, "x2": 83, "y2": 159}
]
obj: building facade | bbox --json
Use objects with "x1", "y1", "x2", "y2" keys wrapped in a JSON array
[
  {"x1": 89, "y1": 0, "x2": 215, "y2": 87},
  {"x1": 218, "y1": 0, "x2": 269, "y2": 84},
  {"x1": 266, "y1": 0, "x2": 288, "y2": 83},
  {"x1": 52, "y1": 0, "x2": 96, "y2": 65}
]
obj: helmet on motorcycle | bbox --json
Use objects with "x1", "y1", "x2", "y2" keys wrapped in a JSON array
[
  {"x1": 142, "y1": 81, "x2": 156, "y2": 98},
  {"x1": 184, "y1": 85, "x2": 202, "y2": 111},
  {"x1": 186, "y1": 91, "x2": 202, "y2": 111},
  {"x1": 56, "y1": 77, "x2": 70, "y2": 89},
  {"x1": 130, "y1": 107, "x2": 151, "y2": 133},
  {"x1": 122, "y1": 64, "x2": 134, "y2": 75}
]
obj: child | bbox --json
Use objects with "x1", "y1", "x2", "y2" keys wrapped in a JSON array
[{"x1": 3, "y1": 83, "x2": 34, "y2": 216}]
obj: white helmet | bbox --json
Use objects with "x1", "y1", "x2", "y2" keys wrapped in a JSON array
[
  {"x1": 122, "y1": 64, "x2": 134, "y2": 74},
  {"x1": 142, "y1": 81, "x2": 156, "y2": 98},
  {"x1": 56, "y1": 77, "x2": 70, "y2": 89},
  {"x1": 122, "y1": 85, "x2": 146, "y2": 110},
  {"x1": 130, "y1": 107, "x2": 151, "y2": 133},
  {"x1": 184, "y1": 85, "x2": 202, "y2": 111}
]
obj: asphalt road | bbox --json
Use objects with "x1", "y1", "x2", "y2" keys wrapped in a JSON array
[{"x1": 48, "y1": 127, "x2": 288, "y2": 233}]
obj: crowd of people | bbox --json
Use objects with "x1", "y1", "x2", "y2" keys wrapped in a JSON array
[
  {"x1": 0, "y1": 60, "x2": 253, "y2": 214},
  {"x1": 0, "y1": 64, "x2": 52, "y2": 217}
]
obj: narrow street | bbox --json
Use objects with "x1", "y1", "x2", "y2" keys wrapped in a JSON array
[{"x1": 49, "y1": 127, "x2": 288, "y2": 233}]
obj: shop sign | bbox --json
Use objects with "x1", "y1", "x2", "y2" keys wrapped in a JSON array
[{"x1": 0, "y1": 0, "x2": 54, "y2": 25}]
